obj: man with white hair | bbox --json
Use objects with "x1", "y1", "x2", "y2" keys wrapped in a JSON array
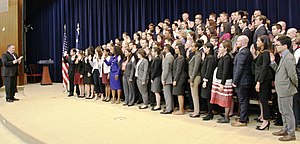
[
  {"x1": 182, "y1": 13, "x2": 189, "y2": 22},
  {"x1": 277, "y1": 21, "x2": 287, "y2": 35},
  {"x1": 287, "y1": 28, "x2": 297, "y2": 40},
  {"x1": 231, "y1": 35, "x2": 253, "y2": 127}
]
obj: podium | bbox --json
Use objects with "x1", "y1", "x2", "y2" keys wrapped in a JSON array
[{"x1": 38, "y1": 60, "x2": 54, "y2": 85}]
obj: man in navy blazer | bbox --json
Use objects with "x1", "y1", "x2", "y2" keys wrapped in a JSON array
[
  {"x1": 2, "y1": 44, "x2": 23, "y2": 102},
  {"x1": 231, "y1": 35, "x2": 253, "y2": 127},
  {"x1": 253, "y1": 15, "x2": 267, "y2": 48}
]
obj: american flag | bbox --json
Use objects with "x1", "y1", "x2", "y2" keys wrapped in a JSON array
[{"x1": 62, "y1": 24, "x2": 69, "y2": 91}]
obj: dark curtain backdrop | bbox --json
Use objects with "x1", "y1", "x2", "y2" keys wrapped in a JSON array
[{"x1": 26, "y1": 0, "x2": 300, "y2": 82}]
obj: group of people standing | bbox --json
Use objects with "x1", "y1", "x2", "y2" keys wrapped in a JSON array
[{"x1": 63, "y1": 10, "x2": 300, "y2": 141}]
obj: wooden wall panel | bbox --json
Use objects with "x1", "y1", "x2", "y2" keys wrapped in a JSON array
[{"x1": 0, "y1": 0, "x2": 25, "y2": 85}]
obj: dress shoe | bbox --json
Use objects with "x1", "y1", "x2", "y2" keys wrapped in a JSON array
[
  {"x1": 231, "y1": 122, "x2": 247, "y2": 127},
  {"x1": 202, "y1": 115, "x2": 214, "y2": 121},
  {"x1": 123, "y1": 103, "x2": 128, "y2": 106},
  {"x1": 160, "y1": 110, "x2": 172, "y2": 114},
  {"x1": 217, "y1": 118, "x2": 230, "y2": 123},
  {"x1": 68, "y1": 93, "x2": 74, "y2": 97},
  {"x1": 128, "y1": 104, "x2": 134, "y2": 107},
  {"x1": 139, "y1": 105, "x2": 148, "y2": 109},
  {"x1": 189, "y1": 113, "x2": 200, "y2": 118},
  {"x1": 12, "y1": 98, "x2": 19, "y2": 101},
  {"x1": 151, "y1": 107, "x2": 161, "y2": 111},
  {"x1": 235, "y1": 118, "x2": 249, "y2": 124},
  {"x1": 272, "y1": 130, "x2": 288, "y2": 136},
  {"x1": 6, "y1": 99, "x2": 14, "y2": 102},
  {"x1": 278, "y1": 135, "x2": 296, "y2": 141},
  {"x1": 255, "y1": 121, "x2": 270, "y2": 130}
]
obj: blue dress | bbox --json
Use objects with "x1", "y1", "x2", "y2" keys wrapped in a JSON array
[{"x1": 104, "y1": 55, "x2": 122, "y2": 90}]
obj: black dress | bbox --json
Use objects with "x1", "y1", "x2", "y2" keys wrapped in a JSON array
[
  {"x1": 83, "y1": 58, "x2": 94, "y2": 84},
  {"x1": 172, "y1": 56, "x2": 188, "y2": 95},
  {"x1": 200, "y1": 55, "x2": 216, "y2": 99}
]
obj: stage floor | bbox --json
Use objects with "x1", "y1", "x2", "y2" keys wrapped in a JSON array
[{"x1": 0, "y1": 83, "x2": 299, "y2": 144}]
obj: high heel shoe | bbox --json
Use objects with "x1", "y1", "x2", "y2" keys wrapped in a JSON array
[
  {"x1": 202, "y1": 115, "x2": 214, "y2": 121},
  {"x1": 189, "y1": 113, "x2": 200, "y2": 118},
  {"x1": 105, "y1": 97, "x2": 111, "y2": 102},
  {"x1": 256, "y1": 122, "x2": 270, "y2": 130}
]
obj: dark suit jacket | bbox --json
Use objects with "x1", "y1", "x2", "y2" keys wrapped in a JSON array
[
  {"x1": 172, "y1": 56, "x2": 188, "y2": 82},
  {"x1": 242, "y1": 27, "x2": 253, "y2": 47},
  {"x1": 201, "y1": 55, "x2": 216, "y2": 82},
  {"x1": 233, "y1": 47, "x2": 253, "y2": 86},
  {"x1": 63, "y1": 56, "x2": 76, "y2": 74},
  {"x1": 254, "y1": 51, "x2": 273, "y2": 83},
  {"x1": 216, "y1": 53, "x2": 233, "y2": 85},
  {"x1": 2, "y1": 51, "x2": 19, "y2": 77},
  {"x1": 253, "y1": 26, "x2": 267, "y2": 48},
  {"x1": 150, "y1": 56, "x2": 162, "y2": 80}
]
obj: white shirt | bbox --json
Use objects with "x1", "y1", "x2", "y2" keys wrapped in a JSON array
[
  {"x1": 135, "y1": 59, "x2": 142, "y2": 77},
  {"x1": 103, "y1": 56, "x2": 111, "y2": 74},
  {"x1": 294, "y1": 48, "x2": 300, "y2": 64}
]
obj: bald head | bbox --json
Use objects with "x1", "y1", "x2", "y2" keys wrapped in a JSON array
[
  {"x1": 277, "y1": 21, "x2": 286, "y2": 31},
  {"x1": 182, "y1": 13, "x2": 189, "y2": 21},
  {"x1": 236, "y1": 35, "x2": 249, "y2": 48},
  {"x1": 287, "y1": 28, "x2": 297, "y2": 39}
]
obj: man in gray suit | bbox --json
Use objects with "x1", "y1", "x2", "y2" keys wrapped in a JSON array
[
  {"x1": 161, "y1": 44, "x2": 174, "y2": 114},
  {"x1": 270, "y1": 36, "x2": 298, "y2": 141}
]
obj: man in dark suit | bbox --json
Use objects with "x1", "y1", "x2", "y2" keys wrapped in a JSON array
[
  {"x1": 270, "y1": 36, "x2": 297, "y2": 141},
  {"x1": 252, "y1": 15, "x2": 267, "y2": 48},
  {"x1": 238, "y1": 18, "x2": 253, "y2": 47},
  {"x1": 2, "y1": 44, "x2": 23, "y2": 102},
  {"x1": 231, "y1": 35, "x2": 253, "y2": 127},
  {"x1": 63, "y1": 48, "x2": 78, "y2": 97}
]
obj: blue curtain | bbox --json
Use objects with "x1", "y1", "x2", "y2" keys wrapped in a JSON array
[{"x1": 26, "y1": 0, "x2": 300, "y2": 82}]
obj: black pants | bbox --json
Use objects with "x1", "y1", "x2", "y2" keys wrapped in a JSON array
[
  {"x1": 258, "y1": 80, "x2": 272, "y2": 120},
  {"x1": 93, "y1": 70, "x2": 104, "y2": 94},
  {"x1": 236, "y1": 85, "x2": 250, "y2": 123},
  {"x1": 294, "y1": 89, "x2": 300, "y2": 128},
  {"x1": 4, "y1": 76, "x2": 17, "y2": 99},
  {"x1": 69, "y1": 72, "x2": 80, "y2": 95}
]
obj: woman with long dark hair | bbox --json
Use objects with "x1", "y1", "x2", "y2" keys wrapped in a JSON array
[
  {"x1": 254, "y1": 35, "x2": 273, "y2": 130},
  {"x1": 201, "y1": 42, "x2": 216, "y2": 120},
  {"x1": 172, "y1": 44, "x2": 188, "y2": 115},
  {"x1": 84, "y1": 47, "x2": 95, "y2": 99}
]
